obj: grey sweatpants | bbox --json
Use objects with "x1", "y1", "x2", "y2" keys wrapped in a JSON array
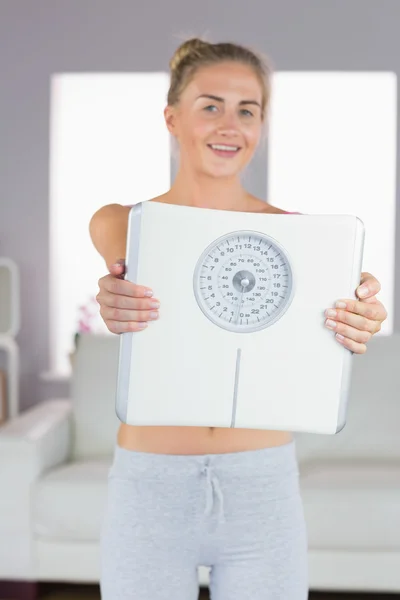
[{"x1": 100, "y1": 440, "x2": 308, "y2": 599}]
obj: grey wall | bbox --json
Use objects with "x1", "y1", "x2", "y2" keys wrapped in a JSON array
[{"x1": 0, "y1": 0, "x2": 399, "y2": 410}]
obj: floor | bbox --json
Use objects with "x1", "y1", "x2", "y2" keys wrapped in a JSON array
[{"x1": 36, "y1": 584, "x2": 400, "y2": 599}]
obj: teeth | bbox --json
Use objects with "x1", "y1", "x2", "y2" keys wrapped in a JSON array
[{"x1": 210, "y1": 144, "x2": 239, "y2": 151}]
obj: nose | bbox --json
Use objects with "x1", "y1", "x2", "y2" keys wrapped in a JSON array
[
  {"x1": 216, "y1": 112, "x2": 240, "y2": 137},
  {"x1": 216, "y1": 126, "x2": 239, "y2": 137}
]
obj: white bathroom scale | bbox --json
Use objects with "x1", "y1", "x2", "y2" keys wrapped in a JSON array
[{"x1": 115, "y1": 200, "x2": 365, "y2": 435}]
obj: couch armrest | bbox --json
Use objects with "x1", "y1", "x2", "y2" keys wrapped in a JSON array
[
  {"x1": 0, "y1": 399, "x2": 72, "y2": 477},
  {"x1": 0, "y1": 399, "x2": 73, "y2": 577}
]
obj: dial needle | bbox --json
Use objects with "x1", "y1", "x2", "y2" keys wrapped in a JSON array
[{"x1": 235, "y1": 281, "x2": 248, "y2": 324}]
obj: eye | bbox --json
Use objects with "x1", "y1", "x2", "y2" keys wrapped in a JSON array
[
  {"x1": 240, "y1": 108, "x2": 254, "y2": 117},
  {"x1": 203, "y1": 104, "x2": 218, "y2": 112}
]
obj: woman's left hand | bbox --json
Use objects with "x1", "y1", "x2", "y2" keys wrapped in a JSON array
[{"x1": 324, "y1": 272, "x2": 388, "y2": 354}]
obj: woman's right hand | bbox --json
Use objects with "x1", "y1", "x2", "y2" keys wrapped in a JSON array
[{"x1": 96, "y1": 260, "x2": 160, "y2": 334}]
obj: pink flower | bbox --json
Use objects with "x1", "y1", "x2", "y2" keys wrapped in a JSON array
[
  {"x1": 78, "y1": 319, "x2": 91, "y2": 333},
  {"x1": 74, "y1": 296, "x2": 102, "y2": 339}
]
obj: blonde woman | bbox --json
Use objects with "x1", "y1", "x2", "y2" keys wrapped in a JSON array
[{"x1": 90, "y1": 38, "x2": 387, "y2": 600}]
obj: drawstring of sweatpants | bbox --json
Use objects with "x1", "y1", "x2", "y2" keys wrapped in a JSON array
[{"x1": 202, "y1": 462, "x2": 225, "y2": 524}]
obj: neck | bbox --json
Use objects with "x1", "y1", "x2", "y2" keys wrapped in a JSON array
[{"x1": 168, "y1": 167, "x2": 249, "y2": 211}]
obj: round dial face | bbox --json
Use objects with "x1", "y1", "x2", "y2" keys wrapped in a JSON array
[{"x1": 193, "y1": 230, "x2": 294, "y2": 333}]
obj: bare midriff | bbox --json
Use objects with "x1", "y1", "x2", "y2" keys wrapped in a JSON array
[
  {"x1": 118, "y1": 424, "x2": 293, "y2": 454},
  {"x1": 118, "y1": 196, "x2": 294, "y2": 455}
]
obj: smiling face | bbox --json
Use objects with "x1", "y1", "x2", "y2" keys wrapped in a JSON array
[{"x1": 165, "y1": 61, "x2": 265, "y2": 179}]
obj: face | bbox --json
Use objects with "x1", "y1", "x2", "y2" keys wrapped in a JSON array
[{"x1": 165, "y1": 61, "x2": 264, "y2": 179}]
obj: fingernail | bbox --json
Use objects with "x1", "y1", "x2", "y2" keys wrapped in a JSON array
[
  {"x1": 149, "y1": 312, "x2": 159, "y2": 320},
  {"x1": 335, "y1": 301, "x2": 347, "y2": 309},
  {"x1": 150, "y1": 301, "x2": 160, "y2": 309},
  {"x1": 326, "y1": 319, "x2": 337, "y2": 328},
  {"x1": 358, "y1": 286, "x2": 368, "y2": 297},
  {"x1": 144, "y1": 290, "x2": 154, "y2": 297},
  {"x1": 138, "y1": 322, "x2": 148, "y2": 329}
]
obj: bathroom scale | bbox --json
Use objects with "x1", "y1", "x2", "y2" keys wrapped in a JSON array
[{"x1": 115, "y1": 200, "x2": 365, "y2": 435}]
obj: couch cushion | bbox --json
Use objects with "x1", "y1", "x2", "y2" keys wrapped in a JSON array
[
  {"x1": 300, "y1": 460, "x2": 400, "y2": 551},
  {"x1": 31, "y1": 459, "x2": 111, "y2": 542},
  {"x1": 294, "y1": 334, "x2": 400, "y2": 465}
]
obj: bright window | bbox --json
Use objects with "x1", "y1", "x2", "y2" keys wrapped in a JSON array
[
  {"x1": 49, "y1": 73, "x2": 171, "y2": 375},
  {"x1": 268, "y1": 72, "x2": 397, "y2": 335}
]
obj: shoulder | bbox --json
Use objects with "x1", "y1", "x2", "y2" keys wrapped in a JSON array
[
  {"x1": 247, "y1": 196, "x2": 298, "y2": 215},
  {"x1": 90, "y1": 203, "x2": 130, "y2": 227}
]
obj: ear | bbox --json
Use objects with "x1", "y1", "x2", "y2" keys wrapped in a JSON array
[{"x1": 164, "y1": 105, "x2": 178, "y2": 137}]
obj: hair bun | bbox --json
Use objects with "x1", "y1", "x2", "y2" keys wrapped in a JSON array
[{"x1": 169, "y1": 38, "x2": 211, "y2": 73}]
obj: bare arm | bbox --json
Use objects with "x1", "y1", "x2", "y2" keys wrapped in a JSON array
[
  {"x1": 90, "y1": 203, "x2": 159, "y2": 333},
  {"x1": 89, "y1": 203, "x2": 131, "y2": 269}
]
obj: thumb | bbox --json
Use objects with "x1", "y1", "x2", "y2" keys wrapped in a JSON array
[{"x1": 109, "y1": 259, "x2": 126, "y2": 278}]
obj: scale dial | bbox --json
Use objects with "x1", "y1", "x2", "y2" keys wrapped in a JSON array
[{"x1": 193, "y1": 230, "x2": 294, "y2": 333}]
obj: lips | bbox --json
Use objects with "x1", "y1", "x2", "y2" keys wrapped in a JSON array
[{"x1": 207, "y1": 143, "x2": 241, "y2": 158}]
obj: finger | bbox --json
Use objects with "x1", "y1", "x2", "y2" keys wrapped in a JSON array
[
  {"x1": 98, "y1": 274, "x2": 153, "y2": 299},
  {"x1": 334, "y1": 332, "x2": 367, "y2": 355},
  {"x1": 97, "y1": 289, "x2": 160, "y2": 311},
  {"x1": 109, "y1": 263, "x2": 125, "y2": 278},
  {"x1": 325, "y1": 317, "x2": 372, "y2": 345},
  {"x1": 105, "y1": 319, "x2": 149, "y2": 334},
  {"x1": 354, "y1": 295, "x2": 381, "y2": 305},
  {"x1": 356, "y1": 272, "x2": 381, "y2": 299},
  {"x1": 100, "y1": 306, "x2": 159, "y2": 323},
  {"x1": 113, "y1": 258, "x2": 126, "y2": 268},
  {"x1": 109, "y1": 259, "x2": 126, "y2": 280},
  {"x1": 330, "y1": 299, "x2": 387, "y2": 328},
  {"x1": 325, "y1": 307, "x2": 375, "y2": 334}
]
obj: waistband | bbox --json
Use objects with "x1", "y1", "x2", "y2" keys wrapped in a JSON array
[{"x1": 110, "y1": 439, "x2": 298, "y2": 480}]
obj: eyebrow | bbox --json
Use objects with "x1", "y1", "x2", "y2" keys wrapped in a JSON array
[{"x1": 196, "y1": 93, "x2": 261, "y2": 108}]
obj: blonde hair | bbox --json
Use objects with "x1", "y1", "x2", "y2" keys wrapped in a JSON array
[{"x1": 167, "y1": 38, "x2": 272, "y2": 120}]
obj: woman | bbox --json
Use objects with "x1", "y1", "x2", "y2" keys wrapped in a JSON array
[{"x1": 90, "y1": 39, "x2": 387, "y2": 600}]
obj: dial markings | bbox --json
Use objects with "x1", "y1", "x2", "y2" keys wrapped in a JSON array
[{"x1": 194, "y1": 231, "x2": 293, "y2": 332}]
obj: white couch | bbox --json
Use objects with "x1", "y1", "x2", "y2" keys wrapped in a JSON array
[{"x1": 0, "y1": 333, "x2": 399, "y2": 594}]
